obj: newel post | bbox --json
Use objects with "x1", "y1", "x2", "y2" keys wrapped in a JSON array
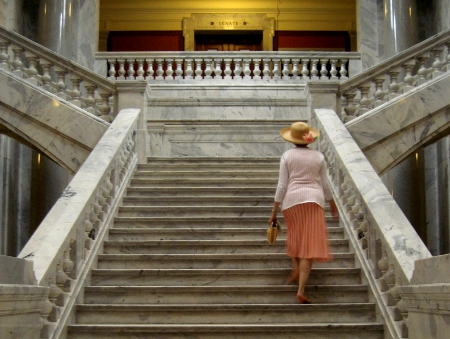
[
  {"x1": 115, "y1": 81, "x2": 149, "y2": 164},
  {"x1": 305, "y1": 81, "x2": 340, "y2": 129}
]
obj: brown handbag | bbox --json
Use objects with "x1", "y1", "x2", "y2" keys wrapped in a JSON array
[{"x1": 267, "y1": 220, "x2": 281, "y2": 244}]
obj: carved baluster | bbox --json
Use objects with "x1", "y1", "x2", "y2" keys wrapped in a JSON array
[
  {"x1": 126, "y1": 59, "x2": 135, "y2": 80},
  {"x1": 416, "y1": 53, "x2": 430, "y2": 85},
  {"x1": 301, "y1": 59, "x2": 310, "y2": 80},
  {"x1": 402, "y1": 59, "x2": 416, "y2": 91},
  {"x1": 233, "y1": 58, "x2": 242, "y2": 79},
  {"x1": 174, "y1": 58, "x2": 184, "y2": 79},
  {"x1": 136, "y1": 59, "x2": 145, "y2": 80},
  {"x1": 84, "y1": 212, "x2": 95, "y2": 250},
  {"x1": 184, "y1": 59, "x2": 193, "y2": 79},
  {"x1": 25, "y1": 52, "x2": 39, "y2": 85},
  {"x1": 262, "y1": 59, "x2": 271, "y2": 80},
  {"x1": 165, "y1": 59, "x2": 174, "y2": 80},
  {"x1": 107, "y1": 59, "x2": 116, "y2": 80},
  {"x1": 116, "y1": 59, "x2": 126, "y2": 80},
  {"x1": 213, "y1": 58, "x2": 223, "y2": 80},
  {"x1": 387, "y1": 68, "x2": 401, "y2": 100},
  {"x1": 378, "y1": 248, "x2": 389, "y2": 292},
  {"x1": 431, "y1": 46, "x2": 445, "y2": 77},
  {"x1": 11, "y1": 47, "x2": 24, "y2": 77},
  {"x1": 194, "y1": 59, "x2": 203, "y2": 79},
  {"x1": 357, "y1": 218, "x2": 369, "y2": 250},
  {"x1": 146, "y1": 59, "x2": 155, "y2": 80},
  {"x1": 56, "y1": 260, "x2": 70, "y2": 295},
  {"x1": 69, "y1": 76, "x2": 83, "y2": 107},
  {"x1": 204, "y1": 58, "x2": 213, "y2": 79},
  {"x1": 41, "y1": 277, "x2": 63, "y2": 337},
  {"x1": 155, "y1": 59, "x2": 165, "y2": 80},
  {"x1": 282, "y1": 59, "x2": 291, "y2": 79},
  {"x1": 84, "y1": 83, "x2": 97, "y2": 115},
  {"x1": 446, "y1": 42, "x2": 450, "y2": 72},
  {"x1": 54, "y1": 67, "x2": 67, "y2": 99},
  {"x1": 243, "y1": 58, "x2": 252, "y2": 79},
  {"x1": 358, "y1": 82, "x2": 372, "y2": 115},
  {"x1": 253, "y1": 58, "x2": 262, "y2": 80},
  {"x1": 97, "y1": 89, "x2": 112, "y2": 122},
  {"x1": 291, "y1": 58, "x2": 300, "y2": 79},
  {"x1": 272, "y1": 58, "x2": 280, "y2": 79},
  {"x1": 40, "y1": 60, "x2": 53, "y2": 92},
  {"x1": 343, "y1": 91, "x2": 357, "y2": 122},
  {"x1": 340, "y1": 59, "x2": 348, "y2": 79},
  {"x1": 223, "y1": 58, "x2": 232, "y2": 80},
  {"x1": 373, "y1": 75, "x2": 386, "y2": 107},
  {"x1": 62, "y1": 248, "x2": 75, "y2": 280},
  {"x1": 0, "y1": 39, "x2": 10, "y2": 70},
  {"x1": 330, "y1": 59, "x2": 338, "y2": 80},
  {"x1": 310, "y1": 59, "x2": 319, "y2": 80},
  {"x1": 320, "y1": 59, "x2": 329, "y2": 79}
]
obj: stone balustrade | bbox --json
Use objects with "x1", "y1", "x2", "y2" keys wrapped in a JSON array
[
  {"x1": 96, "y1": 51, "x2": 361, "y2": 82},
  {"x1": 17, "y1": 108, "x2": 140, "y2": 339},
  {"x1": 339, "y1": 27, "x2": 450, "y2": 122},
  {"x1": 0, "y1": 25, "x2": 117, "y2": 122},
  {"x1": 315, "y1": 108, "x2": 432, "y2": 339}
]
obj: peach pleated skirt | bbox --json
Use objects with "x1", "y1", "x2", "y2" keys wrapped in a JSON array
[{"x1": 282, "y1": 202, "x2": 332, "y2": 262}]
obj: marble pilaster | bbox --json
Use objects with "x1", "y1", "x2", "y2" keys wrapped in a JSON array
[
  {"x1": 76, "y1": 0, "x2": 100, "y2": 70},
  {"x1": 357, "y1": 0, "x2": 379, "y2": 69}
]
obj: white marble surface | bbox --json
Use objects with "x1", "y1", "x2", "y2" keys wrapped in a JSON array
[
  {"x1": 0, "y1": 284, "x2": 48, "y2": 339},
  {"x1": 0, "y1": 68, "x2": 109, "y2": 173},
  {"x1": 357, "y1": 0, "x2": 379, "y2": 70},
  {"x1": 0, "y1": 255, "x2": 36, "y2": 284},
  {"x1": 76, "y1": 0, "x2": 99, "y2": 70},
  {"x1": 345, "y1": 72, "x2": 450, "y2": 174},
  {"x1": 18, "y1": 108, "x2": 140, "y2": 285},
  {"x1": 146, "y1": 82, "x2": 307, "y2": 157},
  {"x1": 315, "y1": 108, "x2": 432, "y2": 281}
]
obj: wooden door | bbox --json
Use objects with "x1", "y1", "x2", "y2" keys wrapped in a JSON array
[{"x1": 195, "y1": 33, "x2": 262, "y2": 51}]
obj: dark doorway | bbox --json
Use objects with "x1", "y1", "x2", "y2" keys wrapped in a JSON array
[{"x1": 195, "y1": 31, "x2": 263, "y2": 51}]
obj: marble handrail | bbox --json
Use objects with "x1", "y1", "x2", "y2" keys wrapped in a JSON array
[
  {"x1": 315, "y1": 108, "x2": 432, "y2": 339},
  {"x1": 18, "y1": 108, "x2": 140, "y2": 339},
  {"x1": 96, "y1": 51, "x2": 361, "y2": 81},
  {"x1": 339, "y1": 27, "x2": 450, "y2": 122},
  {"x1": 0, "y1": 25, "x2": 117, "y2": 122}
]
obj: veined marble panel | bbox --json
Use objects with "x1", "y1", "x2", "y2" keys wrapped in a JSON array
[
  {"x1": 346, "y1": 72, "x2": 450, "y2": 174},
  {"x1": 148, "y1": 122, "x2": 292, "y2": 158},
  {"x1": 357, "y1": 0, "x2": 379, "y2": 69},
  {"x1": 77, "y1": 0, "x2": 99, "y2": 70},
  {"x1": 0, "y1": 69, "x2": 109, "y2": 173}
]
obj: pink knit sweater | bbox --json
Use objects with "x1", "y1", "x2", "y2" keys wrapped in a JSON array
[{"x1": 274, "y1": 147, "x2": 332, "y2": 210}]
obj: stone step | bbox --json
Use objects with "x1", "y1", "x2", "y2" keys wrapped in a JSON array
[
  {"x1": 96, "y1": 253, "x2": 354, "y2": 269},
  {"x1": 75, "y1": 303, "x2": 377, "y2": 325},
  {"x1": 90, "y1": 268, "x2": 361, "y2": 286},
  {"x1": 112, "y1": 216, "x2": 341, "y2": 228},
  {"x1": 133, "y1": 170, "x2": 279, "y2": 179},
  {"x1": 117, "y1": 205, "x2": 333, "y2": 217},
  {"x1": 129, "y1": 177, "x2": 278, "y2": 187},
  {"x1": 107, "y1": 227, "x2": 344, "y2": 241},
  {"x1": 68, "y1": 323, "x2": 384, "y2": 339},
  {"x1": 102, "y1": 239, "x2": 350, "y2": 254},
  {"x1": 141, "y1": 157, "x2": 280, "y2": 169},
  {"x1": 121, "y1": 195, "x2": 276, "y2": 206},
  {"x1": 84, "y1": 284, "x2": 369, "y2": 304},
  {"x1": 126, "y1": 186, "x2": 277, "y2": 197}
]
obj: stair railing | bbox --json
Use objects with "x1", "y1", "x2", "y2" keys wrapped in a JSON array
[
  {"x1": 0, "y1": 25, "x2": 117, "y2": 122},
  {"x1": 18, "y1": 108, "x2": 141, "y2": 339},
  {"x1": 339, "y1": 27, "x2": 450, "y2": 122},
  {"x1": 315, "y1": 108, "x2": 432, "y2": 339},
  {"x1": 96, "y1": 51, "x2": 361, "y2": 82}
]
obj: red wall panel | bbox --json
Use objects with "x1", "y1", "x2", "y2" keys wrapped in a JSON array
[{"x1": 107, "y1": 31, "x2": 184, "y2": 51}]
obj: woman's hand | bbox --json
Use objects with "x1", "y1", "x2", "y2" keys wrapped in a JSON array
[{"x1": 268, "y1": 202, "x2": 280, "y2": 224}]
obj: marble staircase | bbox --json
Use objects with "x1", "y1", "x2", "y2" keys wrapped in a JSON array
[{"x1": 68, "y1": 157, "x2": 384, "y2": 339}]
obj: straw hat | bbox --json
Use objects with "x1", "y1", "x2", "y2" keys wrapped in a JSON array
[{"x1": 280, "y1": 122, "x2": 320, "y2": 145}]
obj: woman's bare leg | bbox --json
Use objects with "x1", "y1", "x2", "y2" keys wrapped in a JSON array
[
  {"x1": 287, "y1": 257, "x2": 300, "y2": 283},
  {"x1": 297, "y1": 258, "x2": 313, "y2": 297}
]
